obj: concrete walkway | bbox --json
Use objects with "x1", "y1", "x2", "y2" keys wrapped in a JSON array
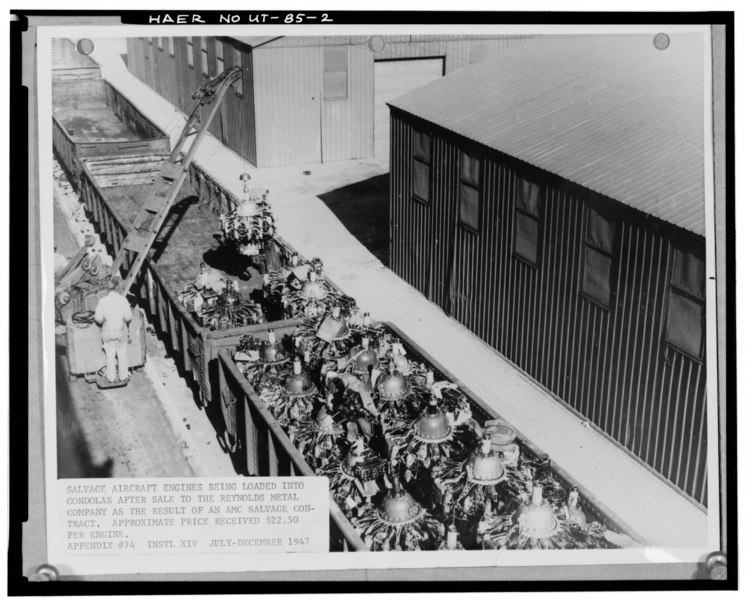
[{"x1": 90, "y1": 43, "x2": 708, "y2": 548}]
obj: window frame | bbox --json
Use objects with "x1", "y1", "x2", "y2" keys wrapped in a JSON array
[
  {"x1": 670, "y1": 246, "x2": 706, "y2": 301},
  {"x1": 513, "y1": 211, "x2": 542, "y2": 267},
  {"x1": 458, "y1": 149, "x2": 482, "y2": 234},
  {"x1": 323, "y1": 46, "x2": 349, "y2": 101},
  {"x1": 200, "y1": 36, "x2": 209, "y2": 77},
  {"x1": 512, "y1": 175, "x2": 544, "y2": 268},
  {"x1": 411, "y1": 130, "x2": 432, "y2": 206},
  {"x1": 216, "y1": 40, "x2": 225, "y2": 75},
  {"x1": 664, "y1": 247, "x2": 706, "y2": 361},
  {"x1": 232, "y1": 46, "x2": 244, "y2": 97},
  {"x1": 579, "y1": 206, "x2": 617, "y2": 310},
  {"x1": 186, "y1": 37, "x2": 195, "y2": 69}
]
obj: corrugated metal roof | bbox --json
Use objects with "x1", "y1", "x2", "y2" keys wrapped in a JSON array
[{"x1": 390, "y1": 34, "x2": 706, "y2": 236}]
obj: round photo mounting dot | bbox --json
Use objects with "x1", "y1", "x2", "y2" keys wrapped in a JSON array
[
  {"x1": 653, "y1": 33, "x2": 670, "y2": 51},
  {"x1": 368, "y1": 36, "x2": 386, "y2": 54},
  {"x1": 76, "y1": 38, "x2": 95, "y2": 55}
]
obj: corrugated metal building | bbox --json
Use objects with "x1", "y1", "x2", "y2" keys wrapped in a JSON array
[
  {"x1": 125, "y1": 35, "x2": 532, "y2": 167},
  {"x1": 388, "y1": 34, "x2": 708, "y2": 507}
]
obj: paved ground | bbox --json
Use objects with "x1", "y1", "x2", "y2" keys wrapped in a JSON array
[
  {"x1": 56, "y1": 341, "x2": 195, "y2": 479},
  {"x1": 318, "y1": 173, "x2": 390, "y2": 266},
  {"x1": 86, "y1": 45, "x2": 710, "y2": 548}
]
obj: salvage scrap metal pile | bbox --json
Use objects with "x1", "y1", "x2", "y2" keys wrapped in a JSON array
[
  {"x1": 218, "y1": 186, "x2": 276, "y2": 260},
  {"x1": 172, "y1": 183, "x2": 620, "y2": 551},
  {"x1": 231, "y1": 280, "x2": 621, "y2": 552}
]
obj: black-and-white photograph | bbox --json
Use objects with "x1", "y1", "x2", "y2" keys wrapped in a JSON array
[{"x1": 11, "y1": 8, "x2": 734, "y2": 588}]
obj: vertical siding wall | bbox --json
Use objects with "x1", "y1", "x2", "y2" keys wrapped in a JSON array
[
  {"x1": 126, "y1": 36, "x2": 531, "y2": 168},
  {"x1": 252, "y1": 46, "x2": 323, "y2": 167},
  {"x1": 390, "y1": 111, "x2": 708, "y2": 507},
  {"x1": 252, "y1": 36, "x2": 531, "y2": 167},
  {"x1": 319, "y1": 44, "x2": 372, "y2": 163},
  {"x1": 125, "y1": 37, "x2": 257, "y2": 166},
  {"x1": 224, "y1": 40, "x2": 257, "y2": 166}
]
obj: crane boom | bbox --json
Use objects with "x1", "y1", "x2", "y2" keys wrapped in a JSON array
[{"x1": 111, "y1": 65, "x2": 242, "y2": 295}]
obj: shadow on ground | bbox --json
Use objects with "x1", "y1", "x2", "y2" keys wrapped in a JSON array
[
  {"x1": 317, "y1": 173, "x2": 390, "y2": 267},
  {"x1": 56, "y1": 348, "x2": 114, "y2": 479}
]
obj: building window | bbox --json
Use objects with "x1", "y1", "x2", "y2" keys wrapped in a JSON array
[
  {"x1": 167, "y1": 37, "x2": 174, "y2": 57},
  {"x1": 200, "y1": 37, "x2": 209, "y2": 76},
  {"x1": 458, "y1": 150, "x2": 481, "y2": 232},
  {"x1": 665, "y1": 246, "x2": 705, "y2": 360},
  {"x1": 513, "y1": 176, "x2": 543, "y2": 266},
  {"x1": 323, "y1": 47, "x2": 348, "y2": 100},
  {"x1": 157, "y1": 37, "x2": 163, "y2": 51},
  {"x1": 216, "y1": 40, "x2": 224, "y2": 74},
  {"x1": 580, "y1": 207, "x2": 617, "y2": 308},
  {"x1": 148, "y1": 37, "x2": 153, "y2": 45},
  {"x1": 232, "y1": 47, "x2": 243, "y2": 96},
  {"x1": 186, "y1": 37, "x2": 194, "y2": 68},
  {"x1": 411, "y1": 130, "x2": 431, "y2": 204}
]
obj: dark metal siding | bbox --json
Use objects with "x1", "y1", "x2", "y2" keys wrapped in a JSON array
[
  {"x1": 390, "y1": 110, "x2": 708, "y2": 506},
  {"x1": 173, "y1": 37, "x2": 189, "y2": 118},
  {"x1": 221, "y1": 39, "x2": 257, "y2": 166},
  {"x1": 126, "y1": 37, "x2": 258, "y2": 167},
  {"x1": 124, "y1": 38, "x2": 143, "y2": 84}
]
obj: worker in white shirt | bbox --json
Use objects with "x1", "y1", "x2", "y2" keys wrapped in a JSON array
[{"x1": 94, "y1": 276, "x2": 133, "y2": 383}]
